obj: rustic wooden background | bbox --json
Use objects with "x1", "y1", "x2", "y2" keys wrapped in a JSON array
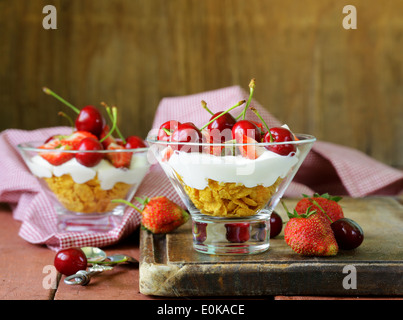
[{"x1": 1, "y1": 0, "x2": 402, "y2": 168}]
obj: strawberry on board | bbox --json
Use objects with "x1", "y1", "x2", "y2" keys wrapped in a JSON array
[
  {"x1": 282, "y1": 202, "x2": 338, "y2": 256},
  {"x1": 39, "y1": 139, "x2": 74, "y2": 166},
  {"x1": 106, "y1": 142, "x2": 132, "y2": 168},
  {"x1": 112, "y1": 196, "x2": 189, "y2": 234},
  {"x1": 295, "y1": 193, "x2": 344, "y2": 224}
]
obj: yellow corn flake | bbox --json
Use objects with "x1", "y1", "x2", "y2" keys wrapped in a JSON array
[
  {"x1": 179, "y1": 175, "x2": 283, "y2": 218},
  {"x1": 44, "y1": 174, "x2": 132, "y2": 213}
]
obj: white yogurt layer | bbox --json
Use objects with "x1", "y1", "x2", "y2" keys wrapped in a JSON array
[
  {"x1": 27, "y1": 154, "x2": 150, "y2": 190},
  {"x1": 164, "y1": 149, "x2": 299, "y2": 190}
]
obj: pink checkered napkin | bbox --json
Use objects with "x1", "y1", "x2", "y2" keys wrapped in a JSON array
[{"x1": 1, "y1": 85, "x2": 402, "y2": 250}]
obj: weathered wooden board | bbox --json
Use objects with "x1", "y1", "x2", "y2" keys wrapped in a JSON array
[{"x1": 139, "y1": 197, "x2": 403, "y2": 297}]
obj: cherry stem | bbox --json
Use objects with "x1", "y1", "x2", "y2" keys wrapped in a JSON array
[
  {"x1": 200, "y1": 100, "x2": 246, "y2": 131},
  {"x1": 311, "y1": 199, "x2": 334, "y2": 223},
  {"x1": 162, "y1": 128, "x2": 171, "y2": 136},
  {"x1": 99, "y1": 106, "x2": 118, "y2": 143},
  {"x1": 201, "y1": 100, "x2": 214, "y2": 115},
  {"x1": 43, "y1": 87, "x2": 80, "y2": 114},
  {"x1": 58, "y1": 111, "x2": 74, "y2": 129},
  {"x1": 101, "y1": 102, "x2": 126, "y2": 144},
  {"x1": 111, "y1": 199, "x2": 142, "y2": 214},
  {"x1": 250, "y1": 107, "x2": 274, "y2": 142},
  {"x1": 236, "y1": 78, "x2": 255, "y2": 120}
]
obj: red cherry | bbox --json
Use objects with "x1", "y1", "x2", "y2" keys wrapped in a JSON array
[
  {"x1": 76, "y1": 137, "x2": 104, "y2": 167},
  {"x1": 232, "y1": 120, "x2": 262, "y2": 142},
  {"x1": 264, "y1": 127, "x2": 296, "y2": 156},
  {"x1": 193, "y1": 221, "x2": 207, "y2": 243},
  {"x1": 75, "y1": 105, "x2": 104, "y2": 137},
  {"x1": 270, "y1": 211, "x2": 283, "y2": 238},
  {"x1": 225, "y1": 223, "x2": 250, "y2": 243},
  {"x1": 207, "y1": 112, "x2": 237, "y2": 143},
  {"x1": 54, "y1": 247, "x2": 88, "y2": 276},
  {"x1": 158, "y1": 120, "x2": 181, "y2": 142},
  {"x1": 125, "y1": 136, "x2": 146, "y2": 149},
  {"x1": 331, "y1": 218, "x2": 364, "y2": 250},
  {"x1": 170, "y1": 122, "x2": 202, "y2": 152}
]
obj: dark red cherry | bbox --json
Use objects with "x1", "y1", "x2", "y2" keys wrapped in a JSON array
[
  {"x1": 76, "y1": 137, "x2": 104, "y2": 167},
  {"x1": 264, "y1": 127, "x2": 296, "y2": 156},
  {"x1": 270, "y1": 211, "x2": 283, "y2": 238},
  {"x1": 54, "y1": 247, "x2": 88, "y2": 276},
  {"x1": 225, "y1": 223, "x2": 250, "y2": 243},
  {"x1": 170, "y1": 122, "x2": 202, "y2": 152},
  {"x1": 232, "y1": 120, "x2": 262, "y2": 142},
  {"x1": 207, "y1": 112, "x2": 237, "y2": 143},
  {"x1": 158, "y1": 120, "x2": 181, "y2": 142},
  {"x1": 331, "y1": 218, "x2": 364, "y2": 250},
  {"x1": 193, "y1": 221, "x2": 207, "y2": 243},
  {"x1": 125, "y1": 136, "x2": 146, "y2": 149},
  {"x1": 75, "y1": 105, "x2": 104, "y2": 137}
]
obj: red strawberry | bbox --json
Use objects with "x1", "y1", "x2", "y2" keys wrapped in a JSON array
[
  {"x1": 162, "y1": 146, "x2": 174, "y2": 162},
  {"x1": 295, "y1": 193, "x2": 344, "y2": 224},
  {"x1": 62, "y1": 131, "x2": 98, "y2": 149},
  {"x1": 106, "y1": 142, "x2": 132, "y2": 168},
  {"x1": 114, "y1": 196, "x2": 189, "y2": 234},
  {"x1": 39, "y1": 139, "x2": 74, "y2": 166},
  {"x1": 235, "y1": 134, "x2": 265, "y2": 159},
  {"x1": 283, "y1": 202, "x2": 338, "y2": 256}
]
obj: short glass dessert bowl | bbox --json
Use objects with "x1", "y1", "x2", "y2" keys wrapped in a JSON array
[
  {"x1": 147, "y1": 134, "x2": 316, "y2": 255},
  {"x1": 18, "y1": 142, "x2": 150, "y2": 233}
]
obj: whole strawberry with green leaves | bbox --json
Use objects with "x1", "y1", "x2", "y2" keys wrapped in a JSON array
[
  {"x1": 283, "y1": 202, "x2": 338, "y2": 256},
  {"x1": 113, "y1": 196, "x2": 189, "y2": 234},
  {"x1": 295, "y1": 193, "x2": 344, "y2": 224}
]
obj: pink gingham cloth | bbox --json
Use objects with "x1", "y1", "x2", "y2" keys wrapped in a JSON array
[{"x1": 1, "y1": 85, "x2": 402, "y2": 250}]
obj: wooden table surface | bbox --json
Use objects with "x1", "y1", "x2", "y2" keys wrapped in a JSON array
[{"x1": 1, "y1": 201, "x2": 402, "y2": 301}]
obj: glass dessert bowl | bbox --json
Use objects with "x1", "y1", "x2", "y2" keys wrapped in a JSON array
[
  {"x1": 18, "y1": 142, "x2": 150, "y2": 232},
  {"x1": 147, "y1": 131, "x2": 316, "y2": 255}
]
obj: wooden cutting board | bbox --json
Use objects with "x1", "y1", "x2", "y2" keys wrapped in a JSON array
[{"x1": 139, "y1": 197, "x2": 403, "y2": 297}]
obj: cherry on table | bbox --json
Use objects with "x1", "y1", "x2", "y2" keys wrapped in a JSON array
[
  {"x1": 54, "y1": 247, "x2": 88, "y2": 276},
  {"x1": 331, "y1": 218, "x2": 364, "y2": 250},
  {"x1": 270, "y1": 211, "x2": 283, "y2": 238},
  {"x1": 264, "y1": 127, "x2": 296, "y2": 156},
  {"x1": 225, "y1": 223, "x2": 250, "y2": 243},
  {"x1": 193, "y1": 221, "x2": 207, "y2": 243},
  {"x1": 76, "y1": 137, "x2": 104, "y2": 167},
  {"x1": 232, "y1": 120, "x2": 262, "y2": 142},
  {"x1": 75, "y1": 105, "x2": 104, "y2": 137}
]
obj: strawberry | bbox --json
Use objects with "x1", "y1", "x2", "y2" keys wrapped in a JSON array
[
  {"x1": 39, "y1": 139, "x2": 74, "y2": 166},
  {"x1": 235, "y1": 134, "x2": 265, "y2": 159},
  {"x1": 106, "y1": 142, "x2": 132, "y2": 168},
  {"x1": 295, "y1": 193, "x2": 344, "y2": 224},
  {"x1": 113, "y1": 196, "x2": 189, "y2": 234},
  {"x1": 61, "y1": 131, "x2": 98, "y2": 149},
  {"x1": 162, "y1": 146, "x2": 174, "y2": 162},
  {"x1": 282, "y1": 202, "x2": 338, "y2": 256}
]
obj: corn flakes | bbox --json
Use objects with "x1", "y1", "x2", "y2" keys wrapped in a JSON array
[
  {"x1": 43, "y1": 174, "x2": 133, "y2": 213},
  {"x1": 180, "y1": 176, "x2": 282, "y2": 217}
]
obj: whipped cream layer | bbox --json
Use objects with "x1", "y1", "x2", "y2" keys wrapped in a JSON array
[
  {"x1": 27, "y1": 154, "x2": 150, "y2": 190},
  {"x1": 164, "y1": 149, "x2": 299, "y2": 190}
]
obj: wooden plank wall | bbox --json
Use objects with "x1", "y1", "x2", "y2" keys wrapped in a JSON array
[{"x1": 1, "y1": 0, "x2": 402, "y2": 167}]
